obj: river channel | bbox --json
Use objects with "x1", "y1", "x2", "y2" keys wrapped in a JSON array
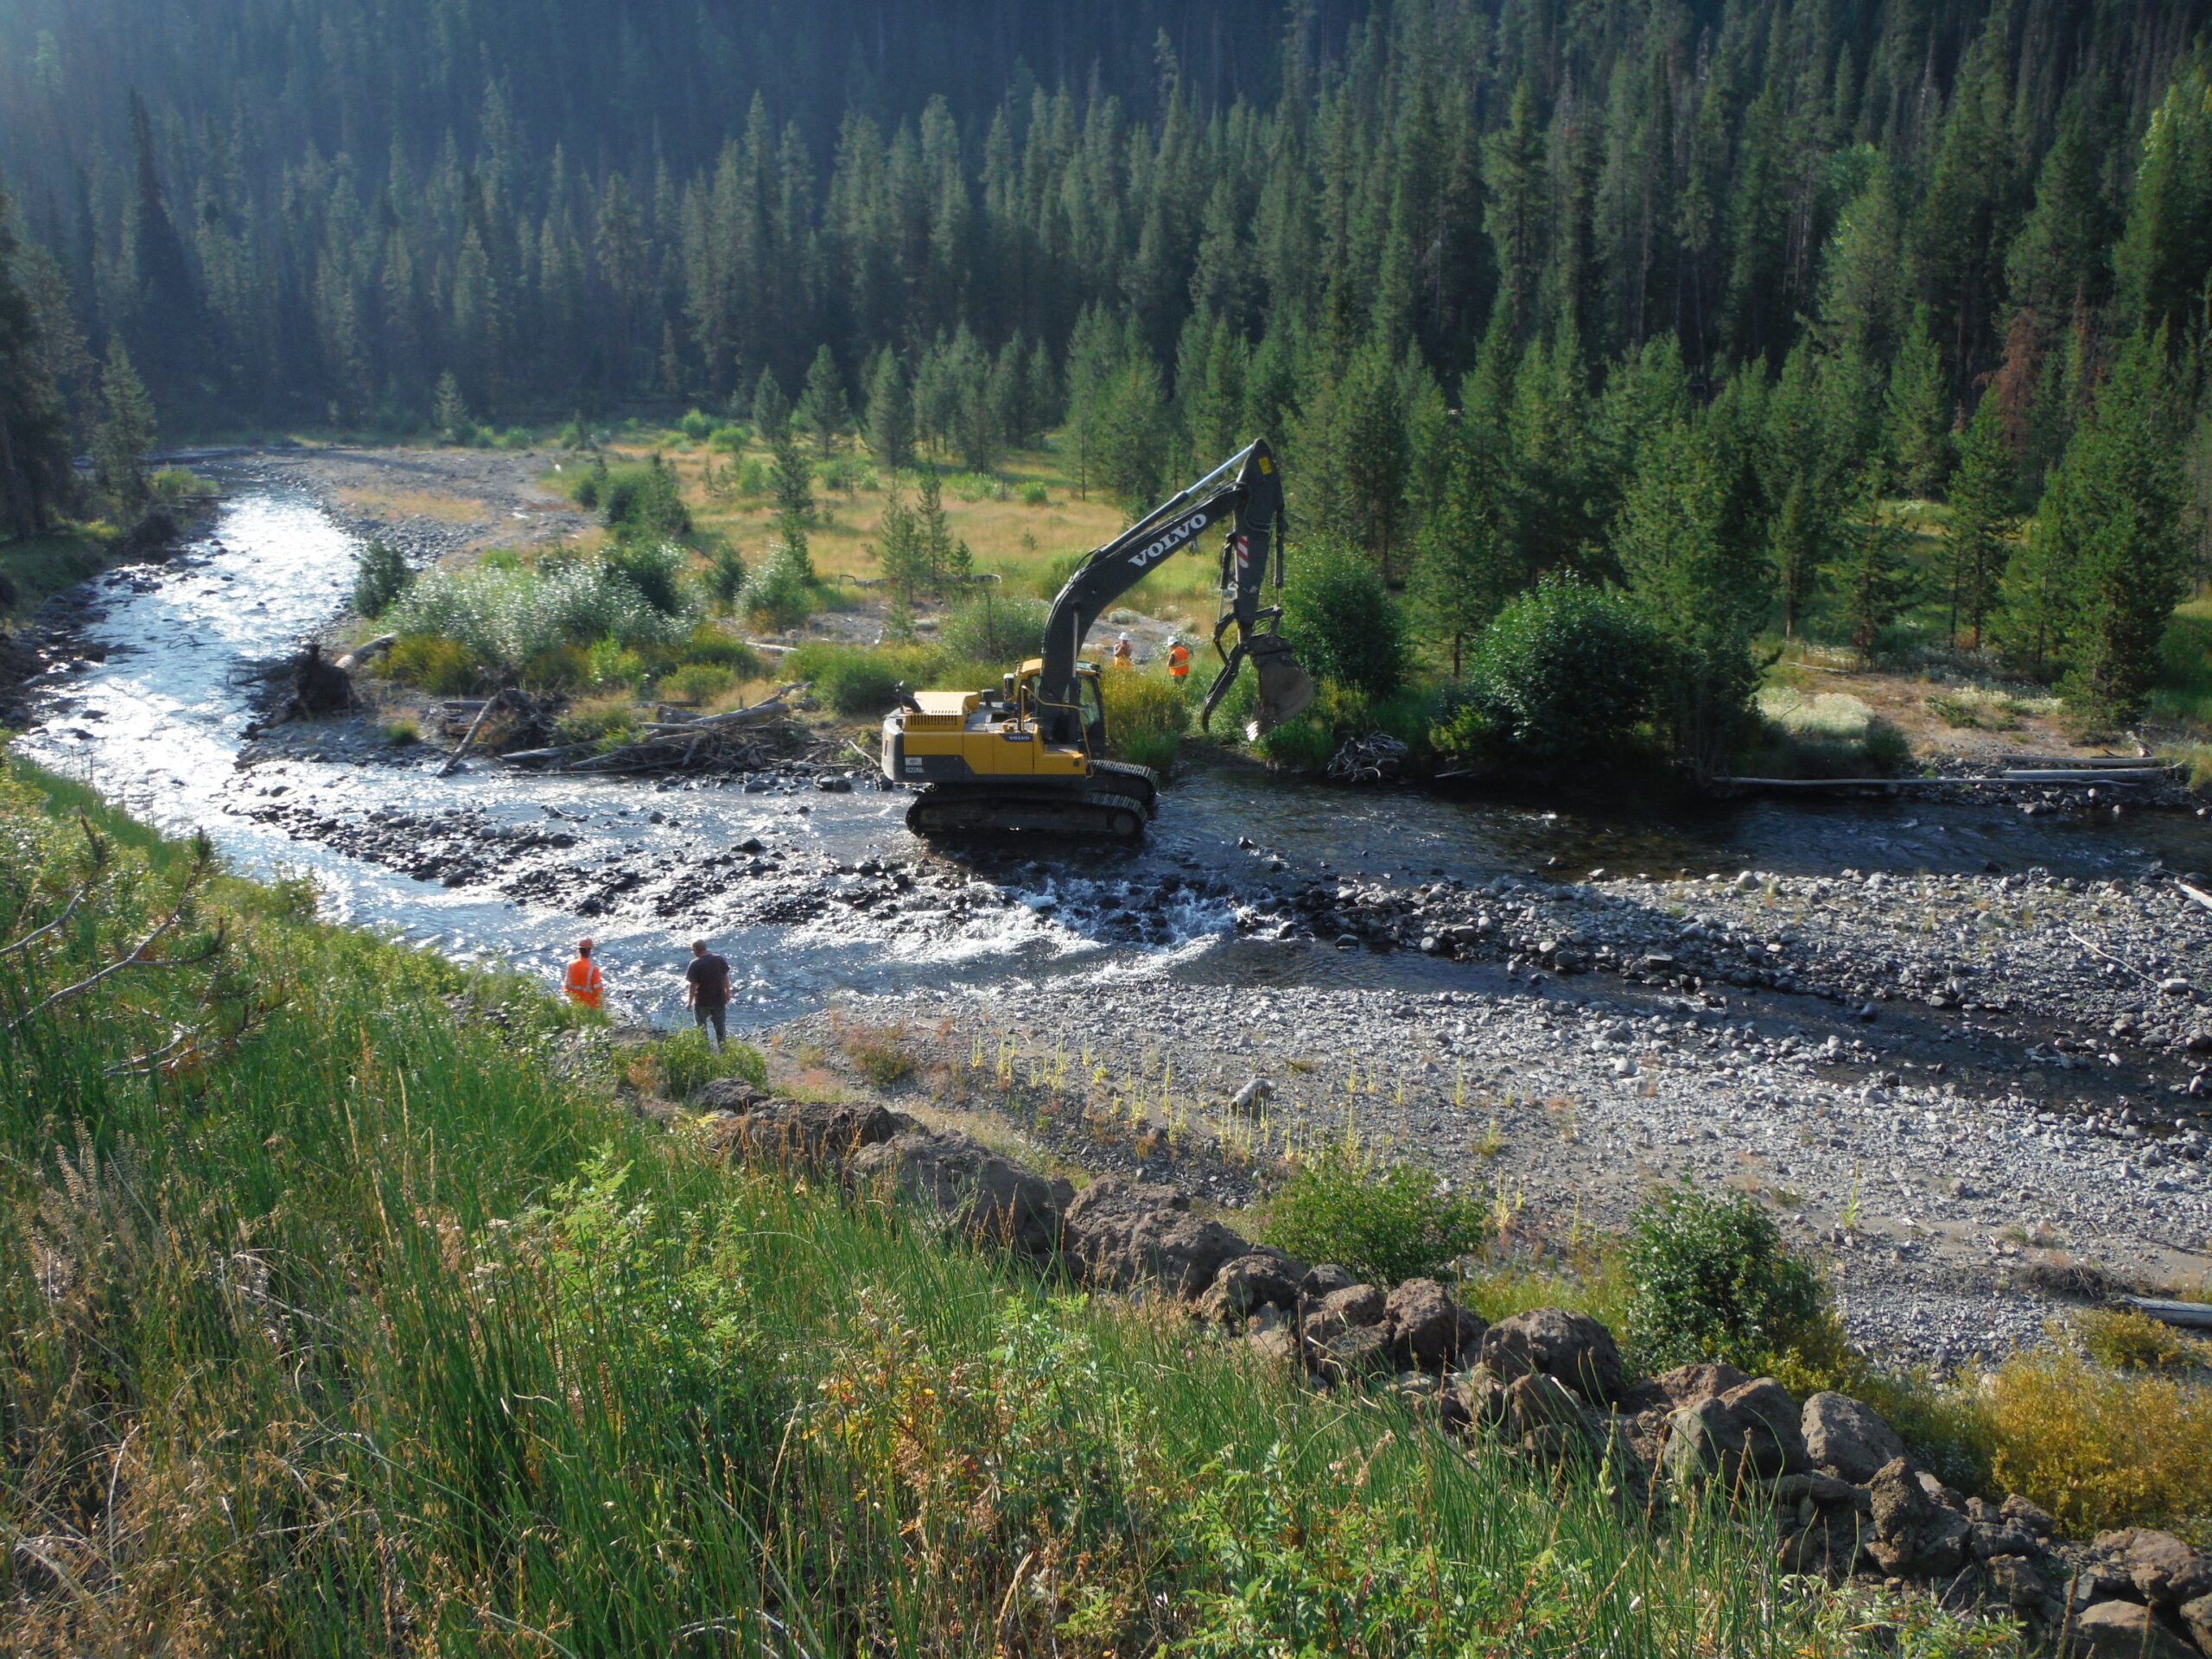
[{"x1": 16, "y1": 484, "x2": 2212, "y2": 1032}]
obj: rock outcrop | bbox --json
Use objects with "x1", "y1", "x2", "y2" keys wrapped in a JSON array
[{"x1": 849, "y1": 1128, "x2": 1071, "y2": 1259}]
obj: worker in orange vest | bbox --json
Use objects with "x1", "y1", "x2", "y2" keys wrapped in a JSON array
[
  {"x1": 1166, "y1": 635, "x2": 1191, "y2": 680},
  {"x1": 1112, "y1": 633, "x2": 1135, "y2": 669},
  {"x1": 563, "y1": 939, "x2": 605, "y2": 1009}
]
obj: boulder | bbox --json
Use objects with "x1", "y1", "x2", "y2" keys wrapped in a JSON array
[
  {"x1": 2107, "y1": 1531, "x2": 2212, "y2": 1611},
  {"x1": 694, "y1": 1076, "x2": 772, "y2": 1114},
  {"x1": 1191, "y1": 1249, "x2": 1307, "y2": 1325},
  {"x1": 1656, "y1": 1362, "x2": 1753, "y2": 1408},
  {"x1": 2070, "y1": 1600, "x2": 2199, "y2": 1659},
  {"x1": 1302, "y1": 1283, "x2": 1388, "y2": 1346},
  {"x1": 1315, "y1": 1322, "x2": 1396, "y2": 1382},
  {"x1": 1864, "y1": 1458, "x2": 1971, "y2": 1580},
  {"x1": 850, "y1": 1128, "x2": 1071, "y2": 1258},
  {"x1": 1801, "y1": 1390, "x2": 1907, "y2": 1483},
  {"x1": 1502, "y1": 1372, "x2": 1599, "y2": 1462},
  {"x1": 1060, "y1": 1178, "x2": 1248, "y2": 1296},
  {"x1": 2178, "y1": 1594, "x2": 2212, "y2": 1656},
  {"x1": 1383, "y1": 1279, "x2": 1481, "y2": 1371},
  {"x1": 1719, "y1": 1378, "x2": 1809, "y2": 1478},
  {"x1": 1999, "y1": 1495, "x2": 2056, "y2": 1538},
  {"x1": 702, "y1": 1096, "x2": 903, "y2": 1168},
  {"x1": 1982, "y1": 1554, "x2": 2053, "y2": 1615},
  {"x1": 1663, "y1": 1395, "x2": 1747, "y2": 1484},
  {"x1": 1300, "y1": 1263, "x2": 1358, "y2": 1299},
  {"x1": 1967, "y1": 1520, "x2": 2044, "y2": 1562},
  {"x1": 1478, "y1": 1307, "x2": 1624, "y2": 1402},
  {"x1": 1779, "y1": 1507, "x2": 1869, "y2": 1581}
]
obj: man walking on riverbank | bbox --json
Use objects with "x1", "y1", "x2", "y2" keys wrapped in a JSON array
[
  {"x1": 685, "y1": 938, "x2": 731, "y2": 1047},
  {"x1": 563, "y1": 940, "x2": 605, "y2": 1010}
]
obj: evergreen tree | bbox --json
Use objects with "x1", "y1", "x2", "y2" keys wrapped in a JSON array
[
  {"x1": 1829, "y1": 468, "x2": 1916, "y2": 659},
  {"x1": 431, "y1": 371, "x2": 469, "y2": 442},
  {"x1": 1613, "y1": 417, "x2": 1770, "y2": 780},
  {"x1": 863, "y1": 348, "x2": 914, "y2": 473},
  {"x1": 1944, "y1": 390, "x2": 2016, "y2": 648},
  {"x1": 2033, "y1": 334, "x2": 2190, "y2": 723},
  {"x1": 796, "y1": 344, "x2": 847, "y2": 456},
  {"x1": 769, "y1": 421, "x2": 814, "y2": 521},
  {"x1": 0, "y1": 179, "x2": 75, "y2": 539},
  {"x1": 1301, "y1": 337, "x2": 1412, "y2": 573},
  {"x1": 2113, "y1": 70, "x2": 2212, "y2": 349},
  {"x1": 1409, "y1": 410, "x2": 1515, "y2": 677},
  {"x1": 752, "y1": 367, "x2": 791, "y2": 442},
  {"x1": 92, "y1": 339, "x2": 157, "y2": 518},
  {"x1": 914, "y1": 467, "x2": 969, "y2": 588},
  {"x1": 870, "y1": 480, "x2": 929, "y2": 627},
  {"x1": 1885, "y1": 308, "x2": 1954, "y2": 499}
]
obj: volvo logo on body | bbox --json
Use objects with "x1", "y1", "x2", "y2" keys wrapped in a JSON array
[{"x1": 1127, "y1": 510, "x2": 1210, "y2": 570}]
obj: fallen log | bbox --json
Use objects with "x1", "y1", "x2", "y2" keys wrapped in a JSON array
[
  {"x1": 440, "y1": 688, "x2": 524, "y2": 777},
  {"x1": 2122, "y1": 1295, "x2": 2212, "y2": 1333},
  {"x1": 334, "y1": 634, "x2": 396, "y2": 672}
]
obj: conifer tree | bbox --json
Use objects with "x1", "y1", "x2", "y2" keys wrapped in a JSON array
[
  {"x1": 769, "y1": 421, "x2": 814, "y2": 522},
  {"x1": 430, "y1": 371, "x2": 468, "y2": 442},
  {"x1": 2032, "y1": 334, "x2": 2189, "y2": 723},
  {"x1": 863, "y1": 348, "x2": 913, "y2": 473},
  {"x1": 752, "y1": 367, "x2": 790, "y2": 442},
  {"x1": 1409, "y1": 410, "x2": 1515, "y2": 677},
  {"x1": 796, "y1": 344, "x2": 847, "y2": 456},
  {"x1": 1613, "y1": 417, "x2": 1770, "y2": 779},
  {"x1": 1944, "y1": 391, "x2": 2015, "y2": 648},
  {"x1": 92, "y1": 339, "x2": 157, "y2": 518},
  {"x1": 2112, "y1": 70, "x2": 2212, "y2": 349},
  {"x1": 0, "y1": 178, "x2": 75, "y2": 539},
  {"x1": 1830, "y1": 468, "x2": 1916, "y2": 660},
  {"x1": 1885, "y1": 308, "x2": 1954, "y2": 499}
]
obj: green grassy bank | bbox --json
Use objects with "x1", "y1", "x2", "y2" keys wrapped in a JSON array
[{"x1": 0, "y1": 756, "x2": 2028, "y2": 1656}]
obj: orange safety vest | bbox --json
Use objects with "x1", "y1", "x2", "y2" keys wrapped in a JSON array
[
  {"x1": 1112, "y1": 640, "x2": 1134, "y2": 667},
  {"x1": 563, "y1": 956, "x2": 605, "y2": 1008},
  {"x1": 1166, "y1": 643, "x2": 1191, "y2": 678}
]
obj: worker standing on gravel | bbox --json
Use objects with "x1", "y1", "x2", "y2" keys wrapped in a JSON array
[
  {"x1": 1166, "y1": 635, "x2": 1191, "y2": 680},
  {"x1": 684, "y1": 938, "x2": 732, "y2": 1048},
  {"x1": 563, "y1": 939, "x2": 605, "y2": 1010},
  {"x1": 1113, "y1": 632, "x2": 1135, "y2": 669}
]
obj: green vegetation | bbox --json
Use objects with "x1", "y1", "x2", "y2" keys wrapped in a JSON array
[
  {"x1": 1433, "y1": 575, "x2": 1665, "y2": 767},
  {"x1": 1, "y1": 760, "x2": 1989, "y2": 1657},
  {"x1": 1619, "y1": 1182, "x2": 1828, "y2": 1375},
  {"x1": 349, "y1": 535, "x2": 412, "y2": 618},
  {"x1": 1262, "y1": 1141, "x2": 1491, "y2": 1287},
  {"x1": 1099, "y1": 669, "x2": 1190, "y2": 772},
  {"x1": 651, "y1": 1025, "x2": 769, "y2": 1099}
]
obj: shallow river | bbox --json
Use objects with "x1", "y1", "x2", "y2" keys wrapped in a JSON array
[{"x1": 17, "y1": 487, "x2": 2209, "y2": 1029}]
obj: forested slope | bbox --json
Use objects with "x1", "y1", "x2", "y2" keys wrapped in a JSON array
[{"x1": 3, "y1": 0, "x2": 2212, "y2": 737}]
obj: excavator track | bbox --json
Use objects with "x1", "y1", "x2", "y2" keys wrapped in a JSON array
[{"x1": 906, "y1": 776, "x2": 1157, "y2": 841}]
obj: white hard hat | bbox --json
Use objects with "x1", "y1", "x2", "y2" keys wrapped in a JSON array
[{"x1": 1117, "y1": 632, "x2": 1130, "y2": 642}]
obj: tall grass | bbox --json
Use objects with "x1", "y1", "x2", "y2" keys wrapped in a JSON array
[{"x1": 0, "y1": 760, "x2": 2006, "y2": 1656}]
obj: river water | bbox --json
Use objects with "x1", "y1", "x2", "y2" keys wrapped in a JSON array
[{"x1": 16, "y1": 486, "x2": 2209, "y2": 1029}]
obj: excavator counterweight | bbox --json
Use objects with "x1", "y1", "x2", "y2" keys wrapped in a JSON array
[{"x1": 881, "y1": 441, "x2": 1313, "y2": 839}]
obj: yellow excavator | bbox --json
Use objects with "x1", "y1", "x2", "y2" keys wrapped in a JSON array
[{"x1": 882, "y1": 440, "x2": 1316, "y2": 838}]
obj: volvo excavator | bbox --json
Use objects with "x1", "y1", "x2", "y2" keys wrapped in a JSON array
[{"x1": 882, "y1": 440, "x2": 1315, "y2": 838}]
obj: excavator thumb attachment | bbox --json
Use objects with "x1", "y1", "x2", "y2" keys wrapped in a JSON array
[{"x1": 1198, "y1": 630, "x2": 1316, "y2": 741}]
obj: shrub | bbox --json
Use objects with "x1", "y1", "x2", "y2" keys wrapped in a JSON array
[
  {"x1": 599, "y1": 457, "x2": 691, "y2": 540},
  {"x1": 552, "y1": 696, "x2": 638, "y2": 747},
  {"x1": 378, "y1": 718, "x2": 420, "y2": 746},
  {"x1": 661, "y1": 663, "x2": 737, "y2": 705},
  {"x1": 1985, "y1": 1346, "x2": 2212, "y2": 1544},
  {"x1": 388, "y1": 555, "x2": 696, "y2": 669},
  {"x1": 939, "y1": 592, "x2": 1047, "y2": 664},
  {"x1": 736, "y1": 457, "x2": 771, "y2": 495},
  {"x1": 352, "y1": 537, "x2": 414, "y2": 620},
  {"x1": 1102, "y1": 670, "x2": 1188, "y2": 771},
  {"x1": 675, "y1": 623, "x2": 761, "y2": 676},
  {"x1": 385, "y1": 633, "x2": 480, "y2": 695},
  {"x1": 2076, "y1": 1307, "x2": 2212, "y2": 1375},
  {"x1": 808, "y1": 649, "x2": 901, "y2": 714},
  {"x1": 747, "y1": 537, "x2": 821, "y2": 631},
  {"x1": 1020, "y1": 481, "x2": 1049, "y2": 506},
  {"x1": 1033, "y1": 551, "x2": 1086, "y2": 601},
  {"x1": 709, "y1": 423, "x2": 747, "y2": 454},
  {"x1": 1281, "y1": 536, "x2": 1407, "y2": 699},
  {"x1": 842, "y1": 1026, "x2": 916, "y2": 1087},
  {"x1": 706, "y1": 545, "x2": 748, "y2": 613},
  {"x1": 588, "y1": 637, "x2": 645, "y2": 689},
  {"x1": 657, "y1": 1027, "x2": 769, "y2": 1100},
  {"x1": 602, "y1": 540, "x2": 690, "y2": 617},
  {"x1": 1620, "y1": 1181, "x2": 1825, "y2": 1373},
  {"x1": 678, "y1": 409, "x2": 715, "y2": 442},
  {"x1": 1262, "y1": 1142, "x2": 1489, "y2": 1287},
  {"x1": 1437, "y1": 576, "x2": 1665, "y2": 765}
]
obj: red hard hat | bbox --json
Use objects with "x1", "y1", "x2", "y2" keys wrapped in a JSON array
[{"x1": 577, "y1": 938, "x2": 594, "y2": 950}]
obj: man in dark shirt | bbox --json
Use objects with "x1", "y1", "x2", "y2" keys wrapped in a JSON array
[{"x1": 683, "y1": 938, "x2": 732, "y2": 1047}]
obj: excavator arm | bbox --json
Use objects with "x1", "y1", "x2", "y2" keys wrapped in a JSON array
[{"x1": 1034, "y1": 440, "x2": 1314, "y2": 745}]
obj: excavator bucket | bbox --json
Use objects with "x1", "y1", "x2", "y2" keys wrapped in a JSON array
[{"x1": 1244, "y1": 632, "x2": 1316, "y2": 739}]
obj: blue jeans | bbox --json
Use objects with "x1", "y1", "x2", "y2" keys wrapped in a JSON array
[{"x1": 693, "y1": 1003, "x2": 726, "y2": 1046}]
